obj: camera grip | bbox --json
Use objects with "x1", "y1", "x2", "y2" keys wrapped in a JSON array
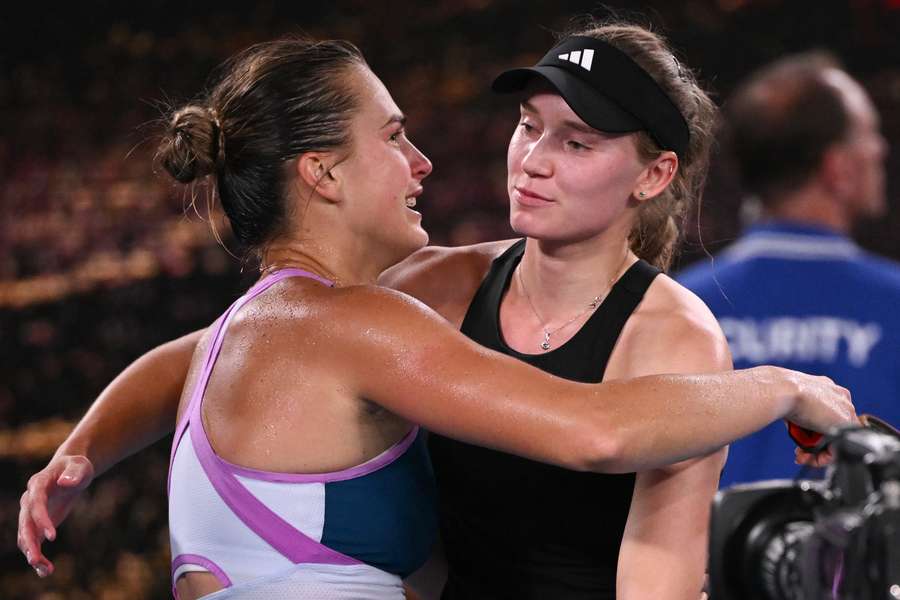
[{"x1": 787, "y1": 421, "x2": 824, "y2": 452}]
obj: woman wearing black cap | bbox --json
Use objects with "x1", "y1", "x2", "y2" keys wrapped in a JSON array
[
  {"x1": 19, "y1": 21, "x2": 842, "y2": 600},
  {"x1": 416, "y1": 23, "x2": 723, "y2": 599}
]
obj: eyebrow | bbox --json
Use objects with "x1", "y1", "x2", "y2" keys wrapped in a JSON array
[
  {"x1": 381, "y1": 114, "x2": 407, "y2": 129},
  {"x1": 562, "y1": 119, "x2": 602, "y2": 137},
  {"x1": 520, "y1": 100, "x2": 601, "y2": 137}
]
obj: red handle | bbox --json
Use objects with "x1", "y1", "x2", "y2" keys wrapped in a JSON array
[{"x1": 787, "y1": 422, "x2": 824, "y2": 452}]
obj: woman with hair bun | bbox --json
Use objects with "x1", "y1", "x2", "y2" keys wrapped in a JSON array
[{"x1": 19, "y1": 25, "x2": 851, "y2": 600}]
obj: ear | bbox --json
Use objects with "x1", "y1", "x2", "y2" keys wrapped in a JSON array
[
  {"x1": 819, "y1": 145, "x2": 855, "y2": 199},
  {"x1": 632, "y1": 151, "x2": 679, "y2": 202},
  {"x1": 295, "y1": 152, "x2": 342, "y2": 203}
]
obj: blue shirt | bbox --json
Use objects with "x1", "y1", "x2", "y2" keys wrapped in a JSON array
[{"x1": 677, "y1": 220, "x2": 900, "y2": 486}]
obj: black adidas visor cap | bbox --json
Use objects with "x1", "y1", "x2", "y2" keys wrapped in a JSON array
[{"x1": 492, "y1": 36, "x2": 690, "y2": 158}]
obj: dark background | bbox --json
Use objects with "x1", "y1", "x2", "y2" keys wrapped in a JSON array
[{"x1": 2, "y1": 1, "x2": 899, "y2": 598}]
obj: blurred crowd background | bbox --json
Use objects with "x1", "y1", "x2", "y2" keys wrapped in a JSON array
[{"x1": 2, "y1": 1, "x2": 899, "y2": 598}]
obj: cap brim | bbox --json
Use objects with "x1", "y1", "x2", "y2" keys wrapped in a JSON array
[{"x1": 492, "y1": 66, "x2": 643, "y2": 134}]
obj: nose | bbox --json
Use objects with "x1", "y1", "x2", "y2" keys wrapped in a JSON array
[
  {"x1": 407, "y1": 140, "x2": 433, "y2": 181},
  {"x1": 520, "y1": 137, "x2": 552, "y2": 178}
]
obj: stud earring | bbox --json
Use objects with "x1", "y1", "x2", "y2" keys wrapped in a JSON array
[{"x1": 638, "y1": 191, "x2": 647, "y2": 198}]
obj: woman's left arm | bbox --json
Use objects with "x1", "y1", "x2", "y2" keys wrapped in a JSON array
[
  {"x1": 617, "y1": 448, "x2": 726, "y2": 599},
  {"x1": 614, "y1": 284, "x2": 732, "y2": 599}
]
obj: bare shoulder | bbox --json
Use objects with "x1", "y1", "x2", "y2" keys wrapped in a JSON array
[
  {"x1": 639, "y1": 274, "x2": 724, "y2": 338},
  {"x1": 608, "y1": 273, "x2": 732, "y2": 378},
  {"x1": 235, "y1": 282, "x2": 460, "y2": 387},
  {"x1": 310, "y1": 283, "x2": 457, "y2": 342},
  {"x1": 378, "y1": 239, "x2": 520, "y2": 326},
  {"x1": 288, "y1": 283, "x2": 495, "y2": 392},
  {"x1": 235, "y1": 278, "x2": 457, "y2": 347}
]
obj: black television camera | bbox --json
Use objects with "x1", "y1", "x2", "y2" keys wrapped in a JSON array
[{"x1": 708, "y1": 416, "x2": 900, "y2": 600}]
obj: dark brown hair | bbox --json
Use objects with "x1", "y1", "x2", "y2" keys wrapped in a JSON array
[
  {"x1": 567, "y1": 20, "x2": 718, "y2": 271},
  {"x1": 724, "y1": 52, "x2": 849, "y2": 203},
  {"x1": 157, "y1": 37, "x2": 366, "y2": 252}
]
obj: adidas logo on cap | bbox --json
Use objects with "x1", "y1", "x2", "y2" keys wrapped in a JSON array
[{"x1": 558, "y1": 49, "x2": 595, "y2": 71}]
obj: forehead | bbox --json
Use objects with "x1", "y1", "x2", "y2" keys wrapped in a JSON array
[
  {"x1": 350, "y1": 66, "x2": 401, "y2": 123},
  {"x1": 519, "y1": 79, "x2": 607, "y2": 136}
]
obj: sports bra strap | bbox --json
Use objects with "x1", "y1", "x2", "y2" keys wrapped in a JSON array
[
  {"x1": 169, "y1": 269, "x2": 331, "y2": 488},
  {"x1": 168, "y1": 269, "x2": 360, "y2": 566}
]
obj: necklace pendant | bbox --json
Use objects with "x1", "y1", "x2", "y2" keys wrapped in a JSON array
[{"x1": 541, "y1": 331, "x2": 551, "y2": 351}]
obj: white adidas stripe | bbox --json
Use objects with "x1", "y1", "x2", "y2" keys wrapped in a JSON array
[
  {"x1": 558, "y1": 49, "x2": 595, "y2": 71},
  {"x1": 581, "y1": 49, "x2": 594, "y2": 70}
]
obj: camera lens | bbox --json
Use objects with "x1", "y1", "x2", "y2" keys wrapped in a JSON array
[{"x1": 756, "y1": 521, "x2": 814, "y2": 600}]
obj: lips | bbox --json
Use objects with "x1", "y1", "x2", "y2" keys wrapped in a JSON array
[{"x1": 513, "y1": 186, "x2": 553, "y2": 206}]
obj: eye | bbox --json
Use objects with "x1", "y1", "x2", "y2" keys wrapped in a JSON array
[
  {"x1": 518, "y1": 120, "x2": 538, "y2": 135},
  {"x1": 389, "y1": 128, "x2": 406, "y2": 144},
  {"x1": 567, "y1": 140, "x2": 591, "y2": 151}
]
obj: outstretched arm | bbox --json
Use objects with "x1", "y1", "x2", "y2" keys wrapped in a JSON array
[
  {"x1": 329, "y1": 285, "x2": 855, "y2": 474},
  {"x1": 18, "y1": 329, "x2": 202, "y2": 576},
  {"x1": 15, "y1": 242, "x2": 475, "y2": 578},
  {"x1": 59, "y1": 330, "x2": 201, "y2": 474}
]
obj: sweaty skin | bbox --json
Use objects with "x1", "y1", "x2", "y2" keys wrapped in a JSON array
[
  {"x1": 385, "y1": 241, "x2": 730, "y2": 599},
  {"x1": 18, "y1": 241, "x2": 852, "y2": 585},
  {"x1": 18, "y1": 72, "x2": 855, "y2": 594}
]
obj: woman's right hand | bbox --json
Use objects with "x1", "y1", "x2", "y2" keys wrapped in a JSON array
[
  {"x1": 17, "y1": 454, "x2": 95, "y2": 577},
  {"x1": 777, "y1": 367, "x2": 856, "y2": 433}
]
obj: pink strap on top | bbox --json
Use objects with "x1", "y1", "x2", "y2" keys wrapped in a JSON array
[
  {"x1": 169, "y1": 268, "x2": 334, "y2": 484},
  {"x1": 168, "y1": 269, "x2": 362, "y2": 566}
]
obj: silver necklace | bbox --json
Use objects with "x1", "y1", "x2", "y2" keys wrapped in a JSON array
[{"x1": 516, "y1": 250, "x2": 630, "y2": 351}]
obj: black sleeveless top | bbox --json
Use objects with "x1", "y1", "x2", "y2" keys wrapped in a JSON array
[{"x1": 428, "y1": 239, "x2": 661, "y2": 600}]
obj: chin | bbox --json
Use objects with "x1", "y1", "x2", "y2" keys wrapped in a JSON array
[
  {"x1": 509, "y1": 211, "x2": 562, "y2": 241},
  {"x1": 409, "y1": 222, "x2": 429, "y2": 247},
  {"x1": 412, "y1": 232, "x2": 429, "y2": 253},
  {"x1": 509, "y1": 214, "x2": 602, "y2": 246},
  {"x1": 389, "y1": 227, "x2": 429, "y2": 266}
]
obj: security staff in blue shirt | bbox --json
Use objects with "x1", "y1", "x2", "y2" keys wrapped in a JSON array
[{"x1": 678, "y1": 52, "x2": 899, "y2": 487}]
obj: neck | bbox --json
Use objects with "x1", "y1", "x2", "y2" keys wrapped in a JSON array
[
  {"x1": 516, "y1": 227, "x2": 634, "y2": 323},
  {"x1": 763, "y1": 186, "x2": 851, "y2": 234},
  {"x1": 261, "y1": 235, "x2": 382, "y2": 287}
]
